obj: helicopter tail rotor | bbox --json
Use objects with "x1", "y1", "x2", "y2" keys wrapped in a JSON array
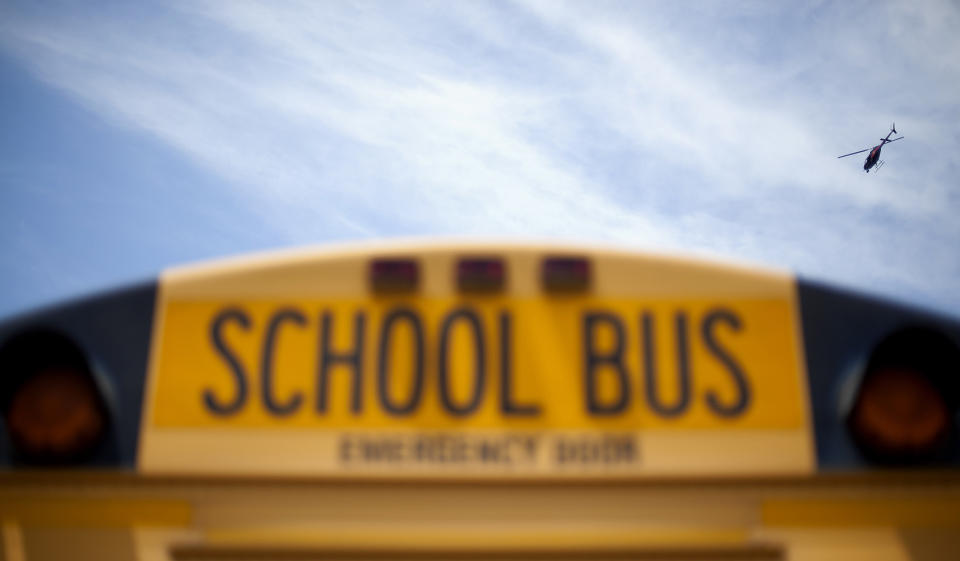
[{"x1": 891, "y1": 122, "x2": 897, "y2": 135}]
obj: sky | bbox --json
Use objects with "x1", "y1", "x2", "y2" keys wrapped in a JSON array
[{"x1": 1, "y1": 1, "x2": 959, "y2": 318}]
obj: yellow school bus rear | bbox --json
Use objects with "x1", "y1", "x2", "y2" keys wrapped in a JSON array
[{"x1": 2, "y1": 241, "x2": 959, "y2": 560}]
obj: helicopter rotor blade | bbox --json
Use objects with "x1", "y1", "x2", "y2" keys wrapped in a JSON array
[
  {"x1": 883, "y1": 136, "x2": 904, "y2": 143},
  {"x1": 838, "y1": 148, "x2": 871, "y2": 158}
]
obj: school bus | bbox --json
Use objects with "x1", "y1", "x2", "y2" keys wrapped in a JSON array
[{"x1": 1, "y1": 240, "x2": 958, "y2": 560}]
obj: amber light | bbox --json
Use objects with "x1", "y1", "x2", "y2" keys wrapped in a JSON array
[
  {"x1": 6, "y1": 365, "x2": 107, "y2": 462},
  {"x1": 847, "y1": 366, "x2": 952, "y2": 461},
  {"x1": 1, "y1": 331, "x2": 109, "y2": 464},
  {"x1": 846, "y1": 328, "x2": 960, "y2": 463}
]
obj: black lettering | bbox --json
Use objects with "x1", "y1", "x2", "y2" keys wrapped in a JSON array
[
  {"x1": 433, "y1": 435, "x2": 448, "y2": 463},
  {"x1": 555, "y1": 434, "x2": 637, "y2": 465},
  {"x1": 477, "y1": 439, "x2": 503, "y2": 463},
  {"x1": 260, "y1": 308, "x2": 306, "y2": 416},
  {"x1": 317, "y1": 311, "x2": 366, "y2": 414},
  {"x1": 438, "y1": 308, "x2": 486, "y2": 416},
  {"x1": 521, "y1": 436, "x2": 539, "y2": 461},
  {"x1": 642, "y1": 311, "x2": 691, "y2": 417},
  {"x1": 702, "y1": 308, "x2": 751, "y2": 417},
  {"x1": 499, "y1": 312, "x2": 541, "y2": 416},
  {"x1": 385, "y1": 439, "x2": 403, "y2": 462},
  {"x1": 583, "y1": 312, "x2": 630, "y2": 415},
  {"x1": 450, "y1": 435, "x2": 468, "y2": 462},
  {"x1": 618, "y1": 436, "x2": 638, "y2": 463},
  {"x1": 205, "y1": 308, "x2": 251, "y2": 415},
  {"x1": 340, "y1": 435, "x2": 355, "y2": 462},
  {"x1": 377, "y1": 308, "x2": 425, "y2": 416}
]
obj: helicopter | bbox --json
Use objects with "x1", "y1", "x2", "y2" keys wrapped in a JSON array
[{"x1": 837, "y1": 123, "x2": 904, "y2": 172}]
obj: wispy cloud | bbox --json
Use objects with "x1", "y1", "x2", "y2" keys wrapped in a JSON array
[{"x1": 1, "y1": 0, "x2": 958, "y2": 312}]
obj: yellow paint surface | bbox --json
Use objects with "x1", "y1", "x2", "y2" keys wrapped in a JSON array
[
  {"x1": 0, "y1": 499, "x2": 190, "y2": 528},
  {"x1": 202, "y1": 524, "x2": 752, "y2": 549},
  {"x1": 763, "y1": 498, "x2": 960, "y2": 527},
  {"x1": 139, "y1": 242, "x2": 812, "y2": 476}
]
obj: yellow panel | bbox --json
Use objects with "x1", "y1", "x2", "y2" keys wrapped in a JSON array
[
  {"x1": 140, "y1": 242, "x2": 812, "y2": 477},
  {"x1": 1, "y1": 522, "x2": 25, "y2": 561},
  {"x1": 20, "y1": 527, "x2": 135, "y2": 561},
  {"x1": 0, "y1": 499, "x2": 191, "y2": 528},
  {"x1": 899, "y1": 529, "x2": 960, "y2": 561},
  {"x1": 141, "y1": 428, "x2": 810, "y2": 477},
  {"x1": 758, "y1": 529, "x2": 911, "y2": 561},
  {"x1": 202, "y1": 525, "x2": 752, "y2": 549},
  {"x1": 762, "y1": 498, "x2": 960, "y2": 527}
]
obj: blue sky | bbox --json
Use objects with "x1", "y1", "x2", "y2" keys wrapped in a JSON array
[{"x1": 1, "y1": 1, "x2": 959, "y2": 318}]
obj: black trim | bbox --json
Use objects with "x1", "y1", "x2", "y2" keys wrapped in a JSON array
[
  {"x1": 797, "y1": 279, "x2": 960, "y2": 470},
  {"x1": 0, "y1": 281, "x2": 158, "y2": 468}
]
